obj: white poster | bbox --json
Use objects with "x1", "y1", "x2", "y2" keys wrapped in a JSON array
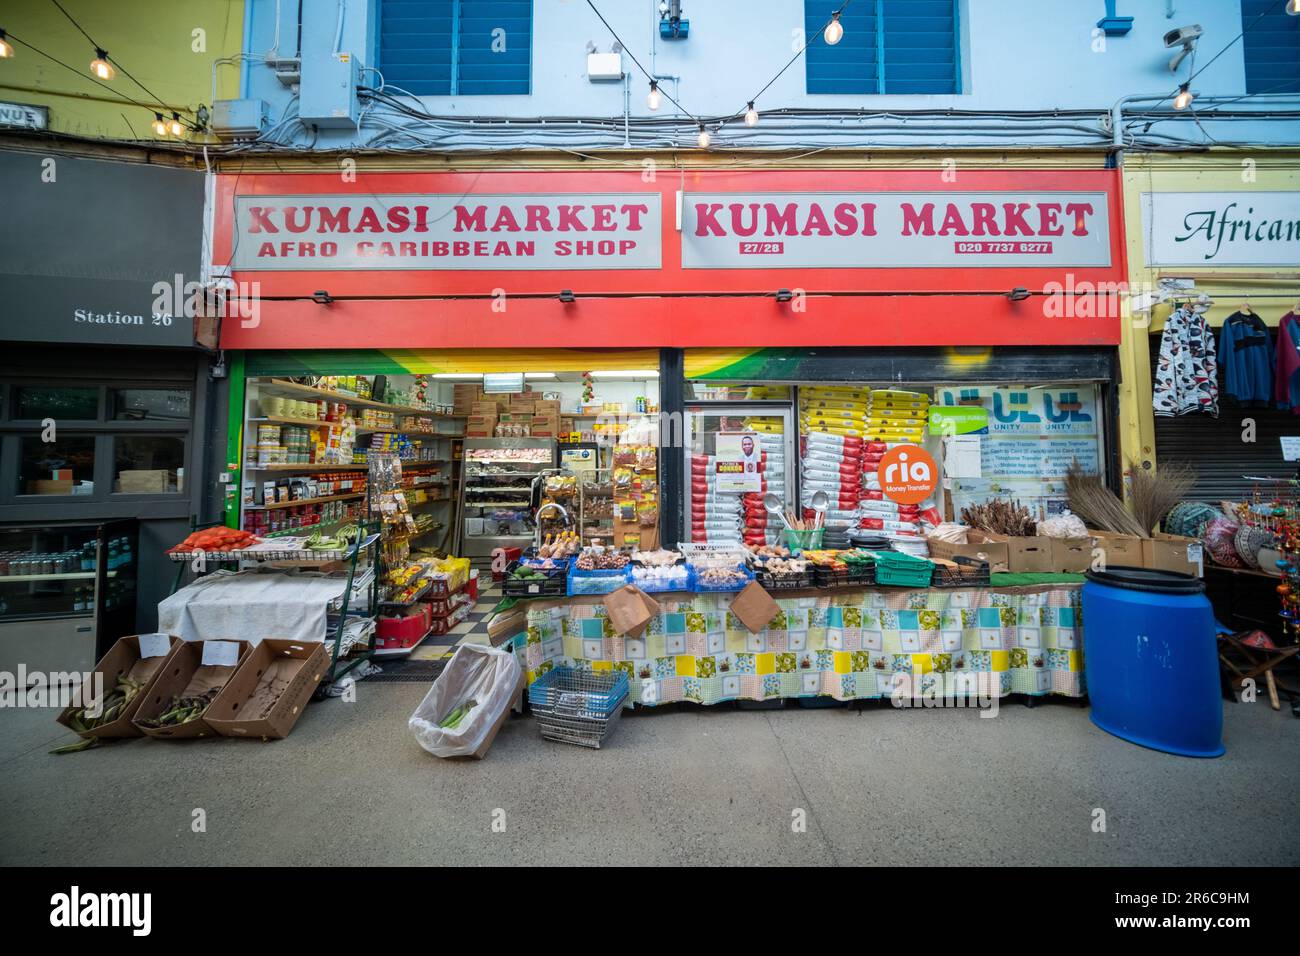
[{"x1": 715, "y1": 432, "x2": 762, "y2": 493}]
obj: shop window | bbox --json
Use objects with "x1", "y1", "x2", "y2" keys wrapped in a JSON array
[
  {"x1": 18, "y1": 435, "x2": 96, "y2": 496},
  {"x1": 1242, "y1": 0, "x2": 1300, "y2": 95},
  {"x1": 805, "y1": 0, "x2": 960, "y2": 95},
  {"x1": 379, "y1": 0, "x2": 533, "y2": 96},
  {"x1": 12, "y1": 386, "x2": 99, "y2": 422},
  {"x1": 113, "y1": 436, "x2": 185, "y2": 494},
  {"x1": 112, "y1": 388, "x2": 192, "y2": 422}
]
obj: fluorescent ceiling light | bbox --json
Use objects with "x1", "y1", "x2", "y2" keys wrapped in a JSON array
[
  {"x1": 588, "y1": 369, "x2": 660, "y2": 378},
  {"x1": 432, "y1": 373, "x2": 482, "y2": 380},
  {"x1": 524, "y1": 372, "x2": 557, "y2": 379}
]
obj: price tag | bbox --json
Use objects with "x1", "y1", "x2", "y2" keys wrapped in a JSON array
[
  {"x1": 201, "y1": 640, "x2": 240, "y2": 667},
  {"x1": 137, "y1": 633, "x2": 171, "y2": 659},
  {"x1": 1281, "y1": 437, "x2": 1300, "y2": 462}
]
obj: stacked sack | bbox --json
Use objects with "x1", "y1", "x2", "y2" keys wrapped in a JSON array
[
  {"x1": 858, "y1": 390, "x2": 936, "y2": 551},
  {"x1": 689, "y1": 438, "x2": 786, "y2": 547},
  {"x1": 799, "y1": 386, "x2": 870, "y2": 519},
  {"x1": 740, "y1": 429, "x2": 787, "y2": 549},
  {"x1": 865, "y1": 388, "x2": 929, "y2": 443},
  {"x1": 689, "y1": 451, "x2": 742, "y2": 546}
]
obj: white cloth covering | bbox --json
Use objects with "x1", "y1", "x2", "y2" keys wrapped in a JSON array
[{"x1": 158, "y1": 570, "x2": 349, "y2": 645}]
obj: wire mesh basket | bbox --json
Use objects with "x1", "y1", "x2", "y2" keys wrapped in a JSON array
[{"x1": 528, "y1": 667, "x2": 629, "y2": 748}]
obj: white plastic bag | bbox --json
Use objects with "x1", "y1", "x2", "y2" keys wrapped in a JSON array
[{"x1": 409, "y1": 644, "x2": 522, "y2": 759}]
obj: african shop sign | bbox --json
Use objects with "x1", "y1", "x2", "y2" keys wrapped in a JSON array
[
  {"x1": 681, "y1": 191, "x2": 1112, "y2": 268},
  {"x1": 230, "y1": 193, "x2": 661, "y2": 270},
  {"x1": 1142, "y1": 191, "x2": 1300, "y2": 266}
]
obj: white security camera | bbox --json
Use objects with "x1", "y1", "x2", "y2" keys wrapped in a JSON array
[{"x1": 1164, "y1": 24, "x2": 1203, "y2": 72}]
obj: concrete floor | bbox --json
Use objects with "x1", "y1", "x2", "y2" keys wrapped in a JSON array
[{"x1": 1, "y1": 686, "x2": 1296, "y2": 866}]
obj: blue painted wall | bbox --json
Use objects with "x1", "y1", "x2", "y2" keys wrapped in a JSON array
[{"x1": 238, "y1": 0, "x2": 1300, "y2": 150}]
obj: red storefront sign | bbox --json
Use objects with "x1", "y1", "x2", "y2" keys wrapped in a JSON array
[{"x1": 214, "y1": 168, "x2": 1125, "y2": 349}]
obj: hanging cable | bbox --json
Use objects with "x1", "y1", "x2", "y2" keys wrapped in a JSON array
[{"x1": 47, "y1": 0, "x2": 197, "y2": 129}]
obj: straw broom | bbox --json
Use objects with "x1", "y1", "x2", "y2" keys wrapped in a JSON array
[
  {"x1": 1127, "y1": 459, "x2": 1196, "y2": 535},
  {"x1": 1065, "y1": 461, "x2": 1147, "y2": 537}
]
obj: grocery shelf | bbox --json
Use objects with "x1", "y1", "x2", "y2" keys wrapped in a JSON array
[
  {"x1": 0, "y1": 569, "x2": 120, "y2": 583},
  {"x1": 248, "y1": 492, "x2": 365, "y2": 512},
  {"x1": 258, "y1": 379, "x2": 466, "y2": 419},
  {"x1": 356, "y1": 427, "x2": 466, "y2": 438},
  {"x1": 246, "y1": 463, "x2": 367, "y2": 472},
  {"x1": 249, "y1": 415, "x2": 337, "y2": 428}
]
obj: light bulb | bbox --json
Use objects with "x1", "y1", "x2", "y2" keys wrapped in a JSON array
[
  {"x1": 744, "y1": 102, "x2": 758, "y2": 127},
  {"x1": 0, "y1": 31, "x2": 13, "y2": 59},
  {"x1": 1288, "y1": 0, "x2": 1299, "y2": 14},
  {"x1": 1173, "y1": 84, "x2": 1193, "y2": 110},
  {"x1": 824, "y1": 12, "x2": 844, "y2": 45},
  {"x1": 152, "y1": 113, "x2": 168, "y2": 137},
  {"x1": 647, "y1": 81, "x2": 661, "y2": 111},
  {"x1": 697, "y1": 125, "x2": 710, "y2": 148},
  {"x1": 90, "y1": 49, "x2": 114, "y2": 80},
  {"x1": 168, "y1": 112, "x2": 184, "y2": 137}
]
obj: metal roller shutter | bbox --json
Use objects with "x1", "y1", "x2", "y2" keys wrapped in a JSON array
[{"x1": 1150, "y1": 334, "x2": 1295, "y2": 501}]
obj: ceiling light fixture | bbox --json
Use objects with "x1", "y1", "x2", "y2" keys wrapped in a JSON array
[{"x1": 588, "y1": 369, "x2": 660, "y2": 379}]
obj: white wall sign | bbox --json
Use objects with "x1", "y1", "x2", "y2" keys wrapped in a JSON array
[
  {"x1": 682, "y1": 191, "x2": 1112, "y2": 268},
  {"x1": 1141, "y1": 192, "x2": 1300, "y2": 266},
  {"x1": 0, "y1": 101, "x2": 49, "y2": 130},
  {"x1": 232, "y1": 193, "x2": 662, "y2": 271}
]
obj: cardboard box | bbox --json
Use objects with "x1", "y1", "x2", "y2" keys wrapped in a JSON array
[
  {"x1": 925, "y1": 530, "x2": 1010, "y2": 573},
  {"x1": 730, "y1": 580, "x2": 782, "y2": 633},
  {"x1": 533, "y1": 400, "x2": 561, "y2": 415},
  {"x1": 1143, "y1": 532, "x2": 1204, "y2": 577},
  {"x1": 974, "y1": 532, "x2": 1053, "y2": 573},
  {"x1": 28, "y1": 479, "x2": 74, "y2": 495},
  {"x1": 1090, "y1": 530, "x2": 1143, "y2": 569},
  {"x1": 205, "y1": 639, "x2": 329, "y2": 739},
  {"x1": 56, "y1": 634, "x2": 183, "y2": 739},
  {"x1": 486, "y1": 607, "x2": 528, "y2": 648},
  {"x1": 1050, "y1": 536, "x2": 1095, "y2": 573},
  {"x1": 131, "y1": 639, "x2": 251, "y2": 739},
  {"x1": 470, "y1": 401, "x2": 498, "y2": 417},
  {"x1": 116, "y1": 469, "x2": 174, "y2": 493}
]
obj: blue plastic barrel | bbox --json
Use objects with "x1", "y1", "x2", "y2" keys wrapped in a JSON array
[{"x1": 1081, "y1": 566, "x2": 1223, "y2": 758}]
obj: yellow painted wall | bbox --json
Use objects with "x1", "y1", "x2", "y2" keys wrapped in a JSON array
[
  {"x1": 1119, "y1": 151, "x2": 1300, "y2": 481},
  {"x1": 0, "y1": 0, "x2": 243, "y2": 141}
]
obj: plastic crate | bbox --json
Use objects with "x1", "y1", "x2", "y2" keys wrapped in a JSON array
[
  {"x1": 813, "y1": 563, "x2": 875, "y2": 588},
  {"x1": 931, "y1": 555, "x2": 991, "y2": 588},
  {"x1": 873, "y1": 551, "x2": 935, "y2": 587},
  {"x1": 689, "y1": 563, "x2": 755, "y2": 592},
  {"x1": 628, "y1": 566, "x2": 693, "y2": 593},
  {"x1": 566, "y1": 563, "x2": 631, "y2": 596},
  {"x1": 754, "y1": 568, "x2": 813, "y2": 590},
  {"x1": 503, "y1": 560, "x2": 569, "y2": 598}
]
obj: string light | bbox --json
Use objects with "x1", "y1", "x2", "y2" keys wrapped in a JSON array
[
  {"x1": 168, "y1": 111, "x2": 185, "y2": 136},
  {"x1": 0, "y1": 29, "x2": 14, "y2": 59},
  {"x1": 744, "y1": 101, "x2": 758, "y2": 126},
  {"x1": 824, "y1": 11, "x2": 844, "y2": 45},
  {"x1": 1173, "y1": 83, "x2": 1194, "y2": 110},
  {"x1": 646, "y1": 79, "x2": 661, "y2": 111},
  {"x1": 89, "y1": 47, "x2": 113, "y2": 80},
  {"x1": 151, "y1": 112, "x2": 168, "y2": 136},
  {"x1": 696, "y1": 124, "x2": 711, "y2": 147},
  {"x1": 1288, "y1": 0, "x2": 1299, "y2": 14}
]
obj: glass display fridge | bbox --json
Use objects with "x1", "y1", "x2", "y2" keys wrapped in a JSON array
[{"x1": 0, "y1": 519, "x2": 138, "y2": 681}]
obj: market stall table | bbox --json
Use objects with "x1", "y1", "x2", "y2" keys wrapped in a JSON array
[{"x1": 500, "y1": 581, "x2": 1085, "y2": 706}]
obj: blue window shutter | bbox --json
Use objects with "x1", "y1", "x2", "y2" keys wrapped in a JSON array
[
  {"x1": 806, "y1": 1, "x2": 880, "y2": 94},
  {"x1": 805, "y1": 0, "x2": 958, "y2": 95},
  {"x1": 1242, "y1": 0, "x2": 1300, "y2": 95},
  {"x1": 380, "y1": 0, "x2": 455, "y2": 96},
  {"x1": 457, "y1": 0, "x2": 532, "y2": 94},
  {"x1": 379, "y1": 1, "x2": 532, "y2": 96},
  {"x1": 881, "y1": 0, "x2": 958, "y2": 94}
]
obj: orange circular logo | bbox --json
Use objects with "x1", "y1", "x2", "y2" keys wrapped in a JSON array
[{"x1": 877, "y1": 444, "x2": 938, "y2": 505}]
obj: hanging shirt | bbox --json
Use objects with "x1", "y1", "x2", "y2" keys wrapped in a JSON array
[
  {"x1": 1274, "y1": 312, "x2": 1300, "y2": 413},
  {"x1": 1153, "y1": 305, "x2": 1219, "y2": 418},
  {"x1": 1218, "y1": 311, "x2": 1274, "y2": 407}
]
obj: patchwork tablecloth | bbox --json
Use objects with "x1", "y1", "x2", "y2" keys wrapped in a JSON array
[{"x1": 502, "y1": 585, "x2": 1085, "y2": 706}]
